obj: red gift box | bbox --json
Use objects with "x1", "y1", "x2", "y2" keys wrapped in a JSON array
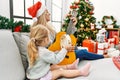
[
  {"x1": 82, "y1": 39, "x2": 97, "y2": 53},
  {"x1": 108, "y1": 38, "x2": 115, "y2": 48},
  {"x1": 109, "y1": 31, "x2": 119, "y2": 38},
  {"x1": 113, "y1": 36, "x2": 119, "y2": 45}
]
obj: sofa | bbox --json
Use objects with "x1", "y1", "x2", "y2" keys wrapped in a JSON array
[
  {"x1": 0, "y1": 30, "x2": 120, "y2": 80},
  {"x1": 0, "y1": 30, "x2": 29, "y2": 80}
]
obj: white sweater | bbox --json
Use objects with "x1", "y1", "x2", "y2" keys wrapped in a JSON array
[{"x1": 27, "y1": 47, "x2": 67, "y2": 79}]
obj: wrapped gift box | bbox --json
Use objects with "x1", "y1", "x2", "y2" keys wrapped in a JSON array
[
  {"x1": 113, "y1": 36, "x2": 119, "y2": 45},
  {"x1": 97, "y1": 43, "x2": 105, "y2": 54},
  {"x1": 104, "y1": 42, "x2": 109, "y2": 53},
  {"x1": 97, "y1": 42, "x2": 109, "y2": 54},
  {"x1": 82, "y1": 39, "x2": 97, "y2": 53},
  {"x1": 108, "y1": 31, "x2": 119, "y2": 38},
  {"x1": 108, "y1": 38, "x2": 115, "y2": 48}
]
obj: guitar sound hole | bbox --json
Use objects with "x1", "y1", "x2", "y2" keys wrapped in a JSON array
[{"x1": 65, "y1": 55, "x2": 69, "y2": 58}]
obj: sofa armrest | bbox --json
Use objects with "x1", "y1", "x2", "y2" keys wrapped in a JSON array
[{"x1": 0, "y1": 30, "x2": 25, "y2": 80}]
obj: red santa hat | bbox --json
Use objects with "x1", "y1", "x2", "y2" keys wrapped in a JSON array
[{"x1": 28, "y1": 1, "x2": 46, "y2": 22}]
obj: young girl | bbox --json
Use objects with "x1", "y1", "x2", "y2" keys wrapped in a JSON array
[
  {"x1": 27, "y1": 24, "x2": 91, "y2": 80},
  {"x1": 27, "y1": 1, "x2": 109, "y2": 62}
]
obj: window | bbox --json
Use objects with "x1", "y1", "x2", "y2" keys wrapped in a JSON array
[
  {"x1": 51, "y1": 0, "x2": 63, "y2": 32},
  {"x1": 10, "y1": 0, "x2": 63, "y2": 32},
  {"x1": 10, "y1": 0, "x2": 46, "y2": 25}
]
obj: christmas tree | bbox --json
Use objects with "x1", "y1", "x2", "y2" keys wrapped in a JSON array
[{"x1": 61, "y1": 0, "x2": 97, "y2": 46}]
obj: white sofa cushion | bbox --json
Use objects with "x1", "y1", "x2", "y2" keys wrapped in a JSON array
[
  {"x1": 58, "y1": 58, "x2": 120, "y2": 80},
  {"x1": 0, "y1": 30, "x2": 25, "y2": 80}
]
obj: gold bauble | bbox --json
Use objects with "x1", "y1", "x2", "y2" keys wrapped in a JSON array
[
  {"x1": 86, "y1": 28, "x2": 89, "y2": 31},
  {"x1": 80, "y1": 24, "x2": 84, "y2": 28},
  {"x1": 85, "y1": 18, "x2": 89, "y2": 22}
]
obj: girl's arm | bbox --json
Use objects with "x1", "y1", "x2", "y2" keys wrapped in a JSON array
[{"x1": 40, "y1": 48, "x2": 67, "y2": 64}]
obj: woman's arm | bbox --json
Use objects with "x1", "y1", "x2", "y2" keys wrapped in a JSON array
[{"x1": 66, "y1": 17, "x2": 77, "y2": 35}]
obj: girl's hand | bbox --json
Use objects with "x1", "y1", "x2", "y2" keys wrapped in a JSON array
[{"x1": 65, "y1": 45, "x2": 75, "y2": 52}]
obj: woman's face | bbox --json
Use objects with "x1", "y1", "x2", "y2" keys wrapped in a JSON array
[{"x1": 45, "y1": 9, "x2": 50, "y2": 22}]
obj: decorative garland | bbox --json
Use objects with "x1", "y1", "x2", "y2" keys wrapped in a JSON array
[
  {"x1": 101, "y1": 16, "x2": 117, "y2": 27},
  {"x1": 0, "y1": 15, "x2": 30, "y2": 32}
]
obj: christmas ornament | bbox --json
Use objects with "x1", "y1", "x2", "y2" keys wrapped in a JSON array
[
  {"x1": 80, "y1": 24, "x2": 84, "y2": 28},
  {"x1": 14, "y1": 26, "x2": 21, "y2": 32},
  {"x1": 90, "y1": 23, "x2": 95, "y2": 30},
  {"x1": 70, "y1": 5, "x2": 79, "y2": 9},
  {"x1": 89, "y1": 11, "x2": 94, "y2": 15},
  {"x1": 86, "y1": 28, "x2": 89, "y2": 31},
  {"x1": 74, "y1": 0, "x2": 80, "y2": 5},
  {"x1": 85, "y1": 18, "x2": 89, "y2": 22},
  {"x1": 79, "y1": 16, "x2": 82, "y2": 19}
]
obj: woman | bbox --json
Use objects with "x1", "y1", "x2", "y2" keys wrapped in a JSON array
[{"x1": 28, "y1": 1, "x2": 109, "y2": 62}]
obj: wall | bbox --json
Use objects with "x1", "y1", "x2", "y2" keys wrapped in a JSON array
[
  {"x1": 0, "y1": 0, "x2": 10, "y2": 18},
  {"x1": 91, "y1": 0, "x2": 120, "y2": 25},
  {"x1": 1, "y1": 0, "x2": 120, "y2": 25},
  {"x1": 66, "y1": 0, "x2": 120, "y2": 25}
]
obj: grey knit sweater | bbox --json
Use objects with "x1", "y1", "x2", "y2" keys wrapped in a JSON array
[{"x1": 26, "y1": 47, "x2": 67, "y2": 79}]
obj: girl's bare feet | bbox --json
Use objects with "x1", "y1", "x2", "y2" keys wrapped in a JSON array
[
  {"x1": 103, "y1": 54, "x2": 110, "y2": 58},
  {"x1": 66, "y1": 58, "x2": 79, "y2": 69},
  {"x1": 79, "y1": 63, "x2": 91, "y2": 76}
]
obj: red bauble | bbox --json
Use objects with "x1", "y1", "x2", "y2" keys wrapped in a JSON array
[
  {"x1": 70, "y1": 5, "x2": 78, "y2": 9},
  {"x1": 14, "y1": 26, "x2": 21, "y2": 32},
  {"x1": 89, "y1": 11, "x2": 94, "y2": 15}
]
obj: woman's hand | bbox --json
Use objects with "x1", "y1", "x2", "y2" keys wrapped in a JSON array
[
  {"x1": 71, "y1": 17, "x2": 77, "y2": 26},
  {"x1": 65, "y1": 45, "x2": 75, "y2": 52}
]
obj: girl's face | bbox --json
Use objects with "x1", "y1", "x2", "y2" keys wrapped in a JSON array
[
  {"x1": 45, "y1": 10, "x2": 50, "y2": 22},
  {"x1": 42, "y1": 37, "x2": 50, "y2": 47}
]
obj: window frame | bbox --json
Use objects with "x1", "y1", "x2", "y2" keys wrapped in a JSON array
[
  {"x1": 9, "y1": 0, "x2": 33, "y2": 24},
  {"x1": 9, "y1": 0, "x2": 64, "y2": 29}
]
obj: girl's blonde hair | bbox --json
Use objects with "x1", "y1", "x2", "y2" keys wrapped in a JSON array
[
  {"x1": 27, "y1": 24, "x2": 49, "y2": 66},
  {"x1": 31, "y1": 10, "x2": 55, "y2": 35}
]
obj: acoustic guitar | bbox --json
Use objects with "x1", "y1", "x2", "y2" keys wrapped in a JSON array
[
  {"x1": 48, "y1": 32, "x2": 77, "y2": 65},
  {"x1": 48, "y1": 10, "x2": 78, "y2": 65}
]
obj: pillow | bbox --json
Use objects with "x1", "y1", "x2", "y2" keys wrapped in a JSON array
[{"x1": 13, "y1": 32, "x2": 30, "y2": 71}]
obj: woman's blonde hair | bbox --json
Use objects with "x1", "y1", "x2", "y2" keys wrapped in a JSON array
[
  {"x1": 27, "y1": 24, "x2": 49, "y2": 66},
  {"x1": 31, "y1": 10, "x2": 55, "y2": 35}
]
